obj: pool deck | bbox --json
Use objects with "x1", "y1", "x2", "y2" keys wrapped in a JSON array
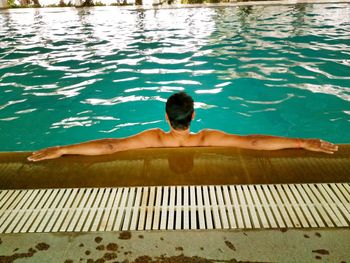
[
  {"x1": 0, "y1": 228, "x2": 350, "y2": 262},
  {"x1": 0, "y1": 147, "x2": 349, "y2": 262}
]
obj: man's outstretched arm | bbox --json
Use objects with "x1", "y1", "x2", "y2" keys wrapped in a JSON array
[
  {"x1": 199, "y1": 129, "x2": 338, "y2": 154},
  {"x1": 27, "y1": 128, "x2": 162, "y2": 162},
  {"x1": 28, "y1": 128, "x2": 338, "y2": 162}
]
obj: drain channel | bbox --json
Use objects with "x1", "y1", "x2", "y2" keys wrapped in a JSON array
[{"x1": 0, "y1": 183, "x2": 349, "y2": 233}]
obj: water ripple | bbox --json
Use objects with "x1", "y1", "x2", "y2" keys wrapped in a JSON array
[{"x1": 1, "y1": 4, "x2": 350, "y2": 150}]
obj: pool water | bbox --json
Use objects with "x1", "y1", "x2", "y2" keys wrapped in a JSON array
[{"x1": 0, "y1": 4, "x2": 349, "y2": 151}]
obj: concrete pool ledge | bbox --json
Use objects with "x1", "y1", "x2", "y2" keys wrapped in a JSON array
[{"x1": 0, "y1": 145, "x2": 349, "y2": 189}]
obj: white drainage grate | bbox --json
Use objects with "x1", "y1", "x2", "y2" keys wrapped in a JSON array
[{"x1": 0, "y1": 183, "x2": 349, "y2": 233}]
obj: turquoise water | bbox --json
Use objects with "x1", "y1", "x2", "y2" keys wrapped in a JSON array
[{"x1": 0, "y1": 4, "x2": 350, "y2": 151}]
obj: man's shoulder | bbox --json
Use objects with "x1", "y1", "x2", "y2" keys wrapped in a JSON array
[
  {"x1": 196, "y1": 129, "x2": 224, "y2": 136},
  {"x1": 189, "y1": 129, "x2": 223, "y2": 142},
  {"x1": 149, "y1": 128, "x2": 165, "y2": 135},
  {"x1": 140, "y1": 128, "x2": 164, "y2": 138},
  {"x1": 143, "y1": 128, "x2": 167, "y2": 142}
]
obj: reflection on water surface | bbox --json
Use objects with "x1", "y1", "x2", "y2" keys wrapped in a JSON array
[{"x1": 0, "y1": 4, "x2": 349, "y2": 150}]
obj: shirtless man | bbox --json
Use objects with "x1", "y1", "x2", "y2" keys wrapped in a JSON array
[{"x1": 28, "y1": 92, "x2": 338, "y2": 162}]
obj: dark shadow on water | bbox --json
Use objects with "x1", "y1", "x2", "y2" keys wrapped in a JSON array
[{"x1": 291, "y1": 3, "x2": 308, "y2": 36}]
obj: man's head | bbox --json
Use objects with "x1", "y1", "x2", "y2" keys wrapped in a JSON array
[{"x1": 166, "y1": 92, "x2": 194, "y2": 130}]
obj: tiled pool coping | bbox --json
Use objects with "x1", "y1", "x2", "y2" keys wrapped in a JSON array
[{"x1": 0, "y1": 146, "x2": 349, "y2": 189}]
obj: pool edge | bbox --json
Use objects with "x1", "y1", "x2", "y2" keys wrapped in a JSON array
[{"x1": 0, "y1": 146, "x2": 349, "y2": 189}]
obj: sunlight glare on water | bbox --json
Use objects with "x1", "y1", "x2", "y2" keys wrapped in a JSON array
[{"x1": 0, "y1": 4, "x2": 349, "y2": 151}]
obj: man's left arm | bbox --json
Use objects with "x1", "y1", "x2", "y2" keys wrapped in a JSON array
[{"x1": 198, "y1": 129, "x2": 338, "y2": 154}]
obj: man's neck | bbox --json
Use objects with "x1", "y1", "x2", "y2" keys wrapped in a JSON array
[{"x1": 169, "y1": 127, "x2": 190, "y2": 137}]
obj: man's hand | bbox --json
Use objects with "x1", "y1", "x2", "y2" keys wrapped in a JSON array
[
  {"x1": 27, "y1": 146, "x2": 64, "y2": 162},
  {"x1": 301, "y1": 139, "x2": 338, "y2": 154}
]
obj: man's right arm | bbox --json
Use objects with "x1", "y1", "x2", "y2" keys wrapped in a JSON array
[
  {"x1": 199, "y1": 129, "x2": 338, "y2": 154},
  {"x1": 27, "y1": 128, "x2": 163, "y2": 162}
]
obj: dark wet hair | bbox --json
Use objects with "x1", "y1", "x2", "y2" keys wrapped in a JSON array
[{"x1": 166, "y1": 92, "x2": 194, "y2": 130}]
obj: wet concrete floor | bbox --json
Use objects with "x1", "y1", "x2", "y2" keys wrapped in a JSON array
[{"x1": 0, "y1": 228, "x2": 349, "y2": 262}]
